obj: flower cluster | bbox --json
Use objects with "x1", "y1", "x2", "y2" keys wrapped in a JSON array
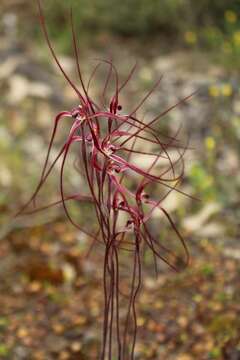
[{"x1": 18, "y1": 2, "x2": 193, "y2": 359}]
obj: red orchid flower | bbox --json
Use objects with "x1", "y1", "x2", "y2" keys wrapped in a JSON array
[{"x1": 17, "y1": 1, "x2": 195, "y2": 359}]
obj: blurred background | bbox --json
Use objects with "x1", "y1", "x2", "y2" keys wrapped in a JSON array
[{"x1": 0, "y1": 0, "x2": 240, "y2": 359}]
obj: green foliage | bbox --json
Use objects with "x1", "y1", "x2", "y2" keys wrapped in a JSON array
[
  {"x1": 184, "y1": 7, "x2": 240, "y2": 69},
  {"x1": 0, "y1": 344, "x2": 9, "y2": 357},
  {"x1": 200, "y1": 264, "x2": 215, "y2": 277},
  {"x1": 43, "y1": 0, "x2": 188, "y2": 37},
  {"x1": 0, "y1": 317, "x2": 9, "y2": 329},
  {"x1": 188, "y1": 163, "x2": 217, "y2": 201},
  {"x1": 30, "y1": 0, "x2": 240, "y2": 54}
]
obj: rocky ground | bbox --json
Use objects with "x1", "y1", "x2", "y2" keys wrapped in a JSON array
[{"x1": 0, "y1": 35, "x2": 240, "y2": 359}]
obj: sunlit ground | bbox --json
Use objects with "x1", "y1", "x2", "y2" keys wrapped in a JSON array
[{"x1": 0, "y1": 2, "x2": 240, "y2": 359}]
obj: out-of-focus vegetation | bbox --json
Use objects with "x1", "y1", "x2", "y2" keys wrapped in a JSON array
[
  {"x1": 185, "y1": 8, "x2": 240, "y2": 70},
  {"x1": 48, "y1": 1, "x2": 240, "y2": 69},
  {"x1": 1, "y1": 0, "x2": 240, "y2": 359},
  {"x1": 2, "y1": 1, "x2": 240, "y2": 58},
  {"x1": 29, "y1": 0, "x2": 240, "y2": 39}
]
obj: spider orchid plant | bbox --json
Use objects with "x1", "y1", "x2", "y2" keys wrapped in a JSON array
[{"x1": 17, "y1": 1, "x2": 195, "y2": 359}]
